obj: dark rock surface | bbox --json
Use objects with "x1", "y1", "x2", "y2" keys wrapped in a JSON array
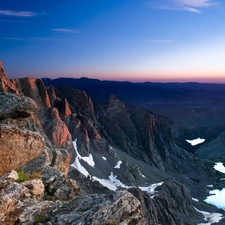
[
  {"x1": 0, "y1": 92, "x2": 37, "y2": 120},
  {"x1": 129, "y1": 180, "x2": 203, "y2": 225},
  {"x1": 45, "y1": 190, "x2": 147, "y2": 225},
  {"x1": 196, "y1": 130, "x2": 225, "y2": 161}
]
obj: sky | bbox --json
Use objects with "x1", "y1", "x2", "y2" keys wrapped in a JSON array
[{"x1": 1, "y1": 0, "x2": 225, "y2": 83}]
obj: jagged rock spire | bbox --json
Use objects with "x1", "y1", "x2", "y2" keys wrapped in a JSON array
[{"x1": 0, "y1": 61, "x2": 18, "y2": 94}]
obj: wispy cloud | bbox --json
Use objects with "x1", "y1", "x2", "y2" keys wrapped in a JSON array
[
  {"x1": 151, "y1": 0, "x2": 219, "y2": 13},
  {"x1": 5, "y1": 37, "x2": 24, "y2": 41},
  {"x1": 144, "y1": 39, "x2": 174, "y2": 43},
  {"x1": 51, "y1": 28, "x2": 80, "y2": 33},
  {"x1": 0, "y1": 19, "x2": 25, "y2": 23},
  {"x1": 1, "y1": 37, "x2": 61, "y2": 42},
  {"x1": 0, "y1": 37, "x2": 25, "y2": 41},
  {"x1": 0, "y1": 10, "x2": 37, "y2": 17},
  {"x1": 183, "y1": 7, "x2": 201, "y2": 13},
  {"x1": 31, "y1": 37, "x2": 61, "y2": 41}
]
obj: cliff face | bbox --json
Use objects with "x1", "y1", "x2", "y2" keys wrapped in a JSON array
[
  {"x1": 12, "y1": 78, "x2": 73, "y2": 151},
  {"x1": 96, "y1": 95, "x2": 175, "y2": 170},
  {"x1": 0, "y1": 61, "x2": 18, "y2": 94},
  {"x1": 0, "y1": 92, "x2": 44, "y2": 176}
]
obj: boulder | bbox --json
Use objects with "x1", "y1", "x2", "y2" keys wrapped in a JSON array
[
  {"x1": 54, "y1": 178, "x2": 79, "y2": 201},
  {"x1": 0, "y1": 124, "x2": 45, "y2": 175},
  {"x1": 17, "y1": 201, "x2": 55, "y2": 225},
  {"x1": 41, "y1": 166, "x2": 80, "y2": 201},
  {"x1": 22, "y1": 179, "x2": 45, "y2": 200},
  {"x1": 51, "y1": 148, "x2": 71, "y2": 176},
  {"x1": 0, "y1": 92, "x2": 37, "y2": 120},
  {"x1": 0, "y1": 182, "x2": 28, "y2": 224},
  {"x1": 0, "y1": 170, "x2": 18, "y2": 189}
]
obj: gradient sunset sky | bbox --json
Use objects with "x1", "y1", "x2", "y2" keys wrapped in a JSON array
[{"x1": 1, "y1": 0, "x2": 225, "y2": 82}]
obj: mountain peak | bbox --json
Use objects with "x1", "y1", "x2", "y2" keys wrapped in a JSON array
[
  {"x1": 109, "y1": 94, "x2": 118, "y2": 101},
  {"x1": 0, "y1": 61, "x2": 19, "y2": 94}
]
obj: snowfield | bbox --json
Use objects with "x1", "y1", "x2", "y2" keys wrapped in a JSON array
[
  {"x1": 214, "y1": 162, "x2": 225, "y2": 174},
  {"x1": 186, "y1": 138, "x2": 205, "y2": 146},
  {"x1": 194, "y1": 207, "x2": 223, "y2": 225},
  {"x1": 205, "y1": 189, "x2": 225, "y2": 210},
  {"x1": 114, "y1": 160, "x2": 122, "y2": 169},
  {"x1": 71, "y1": 139, "x2": 164, "y2": 195}
]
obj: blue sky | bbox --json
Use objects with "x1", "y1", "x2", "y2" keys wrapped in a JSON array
[{"x1": 1, "y1": 0, "x2": 225, "y2": 82}]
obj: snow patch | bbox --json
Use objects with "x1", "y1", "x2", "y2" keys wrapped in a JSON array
[
  {"x1": 192, "y1": 198, "x2": 199, "y2": 202},
  {"x1": 139, "y1": 182, "x2": 164, "y2": 198},
  {"x1": 114, "y1": 160, "x2": 122, "y2": 169},
  {"x1": 71, "y1": 139, "x2": 90, "y2": 177},
  {"x1": 92, "y1": 172, "x2": 128, "y2": 191},
  {"x1": 214, "y1": 162, "x2": 225, "y2": 174},
  {"x1": 93, "y1": 172, "x2": 164, "y2": 195},
  {"x1": 71, "y1": 140, "x2": 164, "y2": 195},
  {"x1": 142, "y1": 174, "x2": 146, "y2": 178},
  {"x1": 207, "y1": 184, "x2": 213, "y2": 188},
  {"x1": 186, "y1": 138, "x2": 205, "y2": 146},
  {"x1": 194, "y1": 207, "x2": 223, "y2": 225},
  {"x1": 204, "y1": 188, "x2": 225, "y2": 210},
  {"x1": 102, "y1": 156, "x2": 107, "y2": 161},
  {"x1": 82, "y1": 154, "x2": 95, "y2": 168}
]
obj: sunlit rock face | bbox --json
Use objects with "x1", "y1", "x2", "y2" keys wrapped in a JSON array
[
  {"x1": 11, "y1": 77, "x2": 74, "y2": 151},
  {"x1": 0, "y1": 61, "x2": 18, "y2": 94},
  {"x1": 0, "y1": 92, "x2": 44, "y2": 176},
  {"x1": 0, "y1": 124, "x2": 44, "y2": 176}
]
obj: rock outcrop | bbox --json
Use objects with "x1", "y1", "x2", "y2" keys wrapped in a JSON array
[
  {"x1": 0, "y1": 92, "x2": 44, "y2": 176},
  {"x1": 0, "y1": 170, "x2": 46, "y2": 225},
  {"x1": 0, "y1": 61, "x2": 18, "y2": 94},
  {"x1": 0, "y1": 124, "x2": 45, "y2": 176},
  {"x1": 96, "y1": 95, "x2": 180, "y2": 170},
  {"x1": 43, "y1": 190, "x2": 146, "y2": 225},
  {"x1": 0, "y1": 92, "x2": 37, "y2": 120},
  {"x1": 11, "y1": 78, "x2": 73, "y2": 151},
  {"x1": 129, "y1": 180, "x2": 202, "y2": 225}
]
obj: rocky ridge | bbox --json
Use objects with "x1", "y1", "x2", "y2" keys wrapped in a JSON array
[{"x1": 0, "y1": 61, "x2": 224, "y2": 224}]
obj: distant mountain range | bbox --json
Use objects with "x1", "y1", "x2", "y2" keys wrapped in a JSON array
[{"x1": 43, "y1": 77, "x2": 225, "y2": 128}]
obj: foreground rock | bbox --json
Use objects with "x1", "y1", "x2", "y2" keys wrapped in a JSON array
[
  {"x1": 0, "y1": 92, "x2": 37, "y2": 120},
  {"x1": 0, "y1": 170, "x2": 46, "y2": 225},
  {"x1": 129, "y1": 180, "x2": 202, "y2": 225},
  {"x1": 43, "y1": 190, "x2": 146, "y2": 225},
  {"x1": 0, "y1": 124, "x2": 45, "y2": 176}
]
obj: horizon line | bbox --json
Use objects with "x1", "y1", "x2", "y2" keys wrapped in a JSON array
[{"x1": 41, "y1": 76, "x2": 225, "y2": 85}]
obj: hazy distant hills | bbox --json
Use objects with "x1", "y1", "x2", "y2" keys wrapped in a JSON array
[{"x1": 43, "y1": 77, "x2": 225, "y2": 128}]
